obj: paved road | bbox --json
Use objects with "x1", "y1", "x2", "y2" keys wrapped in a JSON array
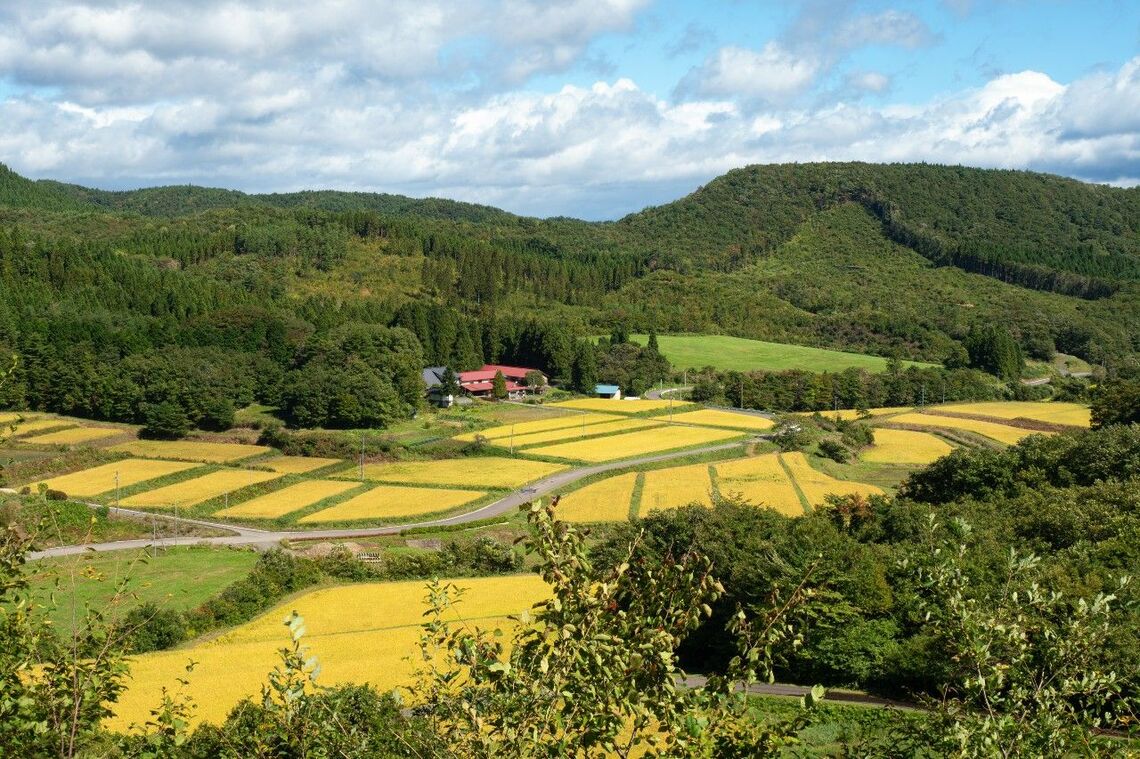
[
  {"x1": 644, "y1": 386, "x2": 689, "y2": 400},
  {"x1": 680, "y1": 675, "x2": 916, "y2": 710},
  {"x1": 27, "y1": 439, "x2": 759, "y2": 560}
]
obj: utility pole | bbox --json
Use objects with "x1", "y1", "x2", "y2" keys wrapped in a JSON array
[
  {"x1": 510, "y1": 424, "x2": 515, "y2": 455},
  {"x1": 359, "y1": 429, "x2": 365, "y2": 481},
  {"x1": 920, "y1": 383, "x2": 926, "y2": 409},
  {"x1": 669, "y1": 395, "x2": 674, "y2": 423},
  {"x1": 152, "y1": 514, "x2": 157, "y2": 558},
  {"x1": 173, "y1": 503, "x2": 178, "y2": 547},
  {"x1": 114, "y1": 471, "x2": 120, "y2": 508}
]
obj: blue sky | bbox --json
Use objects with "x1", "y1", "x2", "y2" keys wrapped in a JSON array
[{"x1": 0, "y1": 0, "x2": 1137, "y2": 218}]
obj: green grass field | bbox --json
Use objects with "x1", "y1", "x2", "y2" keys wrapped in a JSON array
[
  {"x1": 624, "y1": 334, "x2": 934, "y2": 373},
  {"x1": 30, "y1": 546, "x2": 259, "y2": 633}
]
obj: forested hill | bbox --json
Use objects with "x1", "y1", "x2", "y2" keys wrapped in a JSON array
[
  {"x1": 0, "y1": 163, "x2": 520, "y2": 223},
  {"x1": 616, "y1": 163, "x2": 1140, "y2": 295},
  {"x1": 1, "y1": 159, "x2": 1139, "y2": 409}
]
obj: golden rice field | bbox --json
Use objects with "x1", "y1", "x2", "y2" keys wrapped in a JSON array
[
  {"x1": 31, "y1": 459, "x2": 201, "y2": 498},
  {"x1": 935, "y1": 401, "x2": 1091, "y2": 427},
  {"x1": 21, "y1": 426, "x2": 124, "y2": 445},
  {"x1": 108, "y1": 575, "x2": 550, "y2": 730},
  {"x1": 555, "y1": 472, "x2": 638, "y2": 522},
  {"x1": 818, "y1": 407, "x2": 912, "y2": 421},
  {"x1": 552, "y1": 398, "x2": 696, "y2": 414},
  {"x1": 358, "y1": 457, "x2": 564, "y2": 489},
  {"x1": 0, "y1": 411, "x2": 30, "y2": 424},
  {"x1": 528, "y1": 425, "x2": 740, "y2": 463},
  {"x1": 507, "y1": 418, "x2": 662, "y2": 448},
  {"x1": 781, "y1": 452, "x2": 884, "y2": 506},
  {"x1": 639, "y1": 463, "x2": 713, "y2": 515},
  {"x1": 665, "y1": 409, "x2": 775, "y2": 431},
  {"x1": 297, "y1": 484, "x2": 485, "y2": 523},
  {"x1": 9, "y1": 419, "x2": 76, "y2": 436},
  {"x1": 861, "y1": 428, "x2": 953, "y2": 465},
  {"x1": 121, "y1": 469, "x2": 281, "y2": 509},
  {"x1": 260, "y1": 456, "x2": 344, "y2": 474},
  {"x1": 713, "y1": 454, "x2": 804, "y2": 516},
  {"x1": 109, "y1": 439, "x2": 272, "y2": 464},
  {"x1": 889, "y1": 412, "x2": 1039, "y2": 445},
  {"x1": 453, "y1": 412, "x2": 620, "y2": 442},
  {"x1": 215, "y1": 479, "x2": 360, "y2": 519}
]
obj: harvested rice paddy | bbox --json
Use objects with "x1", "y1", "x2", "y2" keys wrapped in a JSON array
[
  {"x1": 934, "y1": 401, "x2": 1091, "y2": 427},
  {"x1": 454, "y1": 413, "x2": 620, "y2": 442},
  {"x1": 666, "y1": 409, "x2": 775, "y2": 431},
  {"x1": 781, "y1": 452, "x2": 884, "y2": 506},
  {"x1": 32, "y1": 459, "x2": 201, "y2": 498},
  {"x1": 259, "y1": 456, "x2": 344, "y2": 474},
  {"x1": 528, "y1": 425, "x2": 740, "y2": 462},
  {"x1": 552, "y1": 398, "x2": 696, "y2": 414},
  {"x1": 861, "y1": 428, "x2": 952, "y2": 466},
  {"x1": 714, "y1": 454, "x2": 804, "y2": 516},
  {"x1": 109, "y1": 439, "x2": 272, "y2": 463},
  {"x1": 556, "y1": 472, "x2": 638, "y2": 522},
  {"x1": 108, "y1": 575, "x2": 550, "y2": 729},
  {"x1": 120, "y1": 469, "x2": 281, "y2": 509},
  {"x1": 357, "y1": 457, "x2": 564, "y2": 489},
  {"x1": 215, "y1": 479, "x2": 360, "y2": 519},
  {"x1": 297, "y1": 484, "x2": 485, "y2": 523},
  {"x1": 21, "y1": 427, "x2": 123, "y2": 445},
  {"x1": 889, "y1": 412, "x2": 1039, "y2": 445},
  {"x1": 639, "y1": 463, "x2": 713, "y2": 514}
]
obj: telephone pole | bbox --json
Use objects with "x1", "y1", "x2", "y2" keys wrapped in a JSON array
[{"x1": 359, "y1": 429, "x2": 365, "y2": 481}]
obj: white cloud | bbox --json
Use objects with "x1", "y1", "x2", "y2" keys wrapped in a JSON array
[
  {"x1": 0, "y1": 3, "x2": 1136, "y2": 218},
  {"x1": 678, "y1": 43, "x2": 820, "y2": 103},
  {"x1": 847, "y1": 71, "x2": 891, "y2": 93},
  {"x1": 834, "y1": 10, "x2": 934, "y2": 49}
]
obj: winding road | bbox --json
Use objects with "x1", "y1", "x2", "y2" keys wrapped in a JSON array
[{"x1": 26, "y1": 436, "x2": 765, "y2": 560}]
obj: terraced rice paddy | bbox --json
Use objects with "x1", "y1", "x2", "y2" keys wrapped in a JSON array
[
  {"x1": 9, "y1": 419, "x2": 75, "y2": 436},
  {"x1": 21, "y1": 427, "x2": 123, "y2": 445},
  {"x1": 32, "y1": 459, "x2": 201, "y2": 498},
  {"x1": 934, "y1": 401, "x2": 1091, "y2": 427},
  {"x1": 454, "y1": 413, "x2": 619, "y2": 442},
  {"x1": 107, "y1": 575, "x2": 550, "y2": 729},
  {"x1": 781, "y1": 452, "x2": 884, "y2": 506},
  {"x1": 818, "y1": 407, "x2": 912, "y2": 421},
  {"x1": 215, "y1": 480, "x2": 360, "y2": 519},
  {"x1": 666, "y1": 409, "x2": 775, "y2": 431},
  {"x1": 120, "y1": 469, "x2": 281, "y2": 509},
  {"x1": 506, "y1": 418, "x2": 662, "y2": 448},
  {"x1": 109, "y1": 439, "x2": 272, "y2": 463},
  {"x1": 639, "y1": 463, "x2": 713, "y2": 514},
  {"x1": 552, "y1": 398, "x2": 696, "y2": 414},
  {"x1": 889, "y1": 412, "x2": 1039, "y2": 445},
  {"x1": 0, "y1": 411, "x2": 29, "y2": 424},
  {"x1": 260, "y1": 456, "x2": 344, "y2": 474},
  {"x1": 861, "y1": 429, "x2": 952, "y2": 465},
  {"x1": 297, "y1": 484, "x2": 485, "y2": 523},
  {"x1": 714, "y1": 454, "x2": 804, "y2": 516},
  {"x1": 556, "y1": 472, "x2": 638, "y2": 522},
  {"x1": 358, "y1": 457, "x2": 564, "y2": 489},
  {"x1": 528, "y1": 425, "x2": 740, "y2": 462}
]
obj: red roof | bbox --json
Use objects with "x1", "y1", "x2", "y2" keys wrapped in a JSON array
[
  {"x1": 458, "y1": 364, "x2": 543, "y2": 383},
  {"x1": 464, "y1": 381, "x2": 525, "y2": 393}
]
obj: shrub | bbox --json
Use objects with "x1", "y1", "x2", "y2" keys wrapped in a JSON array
[{"x1": 818, "y1": 438, "x2": 851, "y2": 463}]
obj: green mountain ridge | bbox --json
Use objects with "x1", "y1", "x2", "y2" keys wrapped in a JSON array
[{"x1": 0, "y1": 160, "x2": 1138, "y2": 375}]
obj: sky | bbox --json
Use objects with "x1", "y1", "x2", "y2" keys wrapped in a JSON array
[{"x1": 0, "y1": 0, "x2": 1138, "y2": 219}]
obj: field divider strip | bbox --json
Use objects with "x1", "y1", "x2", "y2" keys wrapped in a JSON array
[
  {"x1": 628, "y1": 472, "x2": 645, "y2": 520},
  {"x1": 777, "y1": 453, "x2": 813, "y2": 515}
]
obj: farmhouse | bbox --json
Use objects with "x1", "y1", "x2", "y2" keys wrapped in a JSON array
[
  {"x1": 421, "y1": 366, "x2": 457, "y2": 408},
  {"x1": 458, "y1": 364, "x2": 544, "y2": 400},
  {"x1": 594, "y1": 383, "x2": 622, "y2": 399}
]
